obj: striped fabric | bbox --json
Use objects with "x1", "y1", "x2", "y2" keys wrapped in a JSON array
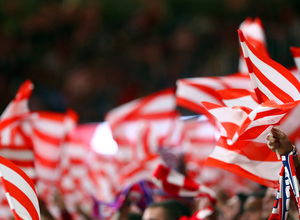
[
  {"x1": 0, "y1": 156, "x2": 40, "y2": 220},
  {"x1": 105, "y1": 88, "x2": 179, "y2": 164},
  {"x1": 105, "y1": 88, "x2": 178, "y2": 130},
  {"x1": 103, "y1": 88, "x2": 179, "y2": 201},
  {"x1": 205, "y1": 30, "x2": 300, "y2": 188},
  {"x1": 153, "y1": 164, "x2": 216, "y2": 202},
  {"x1": 238, "y1": 17, "x2": 269, "y2": 74},
  {"x1": 238, "y1": 29, "x2": 300, "y2": 104},
  {"x1": 30, "y1": 109, "x2": 77, "y2": 184},
  {"x1": 0, "y1": 80, "x2": 35, "y2": 180},
  {"x1": 0, "y1": 80, "x2": 78, "y2": 185},
  {"x1": 176, "y1": 74, "x2": 253, "y2": 125}
]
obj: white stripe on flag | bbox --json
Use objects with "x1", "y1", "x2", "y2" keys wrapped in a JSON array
[
  {"x1": 167, "y1": 169, "x2": 185, "y2": 186},
  {"x1": 0, "y1": 165, "x2": 38, "y2": 208},
  {"x1": 209, "y1": 146, "x2": 281, "y2": 181},
  {"x1": 176, "y1": 81, "x2": 222, "y2": 104},
  {"x1": 10, "y1": 196, "x2": 33, "y2": 220},
  {"x1": 246, "y1": 43, "x2": 300, "y2": 101},
  {"x1": 140, "y1": 94, "x2": 175, "y2": 114}
]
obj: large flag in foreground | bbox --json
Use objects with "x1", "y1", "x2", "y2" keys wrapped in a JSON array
[
  {"x1": 0, "y1": 156, "x2": 40, "y2": 220},
  {"x1": 205, "y1": 30, "x2": 300, "y2": 188}
]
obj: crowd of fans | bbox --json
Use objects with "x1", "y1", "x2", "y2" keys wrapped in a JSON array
[
  {"x1": 2, "y1": 1, "x2": 300, "y2": 220},
  {"x1": 1, "y1": 0, "x2": 300, "y2": 122}
]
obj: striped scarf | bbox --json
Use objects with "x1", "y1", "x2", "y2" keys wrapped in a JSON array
[{"x1": 269, "y1": 147, "x2": 300, "y2": 220}]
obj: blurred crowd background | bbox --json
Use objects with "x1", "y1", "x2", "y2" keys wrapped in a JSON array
[{"x1": 1, "y1": 0, "x2": 300, "y2": 123}]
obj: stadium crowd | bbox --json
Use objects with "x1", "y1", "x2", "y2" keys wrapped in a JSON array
[{"x1": 2, "y1": 1, "x2": 300, "y2": 220}]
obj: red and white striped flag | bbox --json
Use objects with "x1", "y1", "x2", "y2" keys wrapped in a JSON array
[
  {"x1": 100, "y1": 88, "x2": 179, "y2": 204},
  {"x1": 0, "y1": 80, "x2": 79, "y2": 219},
  {"x1": 206, "y1": 136, "x2": 281, "y2": 188},
  {"x1": 278, "y1": 47, "x2": 300, "y2": 143},
  {"x1": 105, "y1": 88, "x2": 179, "y2": 163},
  {"x1": 105, "y1": 88, "x2": 178, "y2": 130},
  {"x1": 59, "y1": 139, "x2": 95, "y2": 218},
  {"x1": 0, "y1": 156, "x2": 40, "y2": 220},
  {"x1": 238, "y1": 17, "x2": 269, "y2": 74},
  {"x1": 0, "y1": 80, "x2": 35, "y2": 181},
  {"x1": 238, "y1": 29, "x2": 300, "y2": 104},
  {"x1": 176, "y1": 74, "x2": 253, "y2": 125},
  {"x1": 0, "y1": 80, "x2": 78, "y2": 185},
  {"x1": 153, "y1": 164, "x2": 216, "y2": 201},
  {"x1": 30, "y1": 109, "x2": 78, "y2": 184},
  {"x1": 204, "y1": 30, "x2": 300, "y2": 188}
]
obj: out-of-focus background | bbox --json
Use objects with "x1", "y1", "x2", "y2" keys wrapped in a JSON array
[{"x1": 1, "y1": 0, "x2": 300, "y2": 122}]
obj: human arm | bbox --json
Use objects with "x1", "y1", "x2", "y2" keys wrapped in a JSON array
[{"x1": 266, "y1": 127, "x2": 299, "y2": 167}]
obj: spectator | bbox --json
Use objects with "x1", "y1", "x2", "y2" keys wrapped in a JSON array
[
  {"x1": 240, "y1": 192, "x2": 263, "y2": 220},
  {"x1": 142, "y1": 199, "x2": 191, "y2": 220},
  {"x1": 219, "y1": 193, "x2": 247, "y2": 220},
  {"x1": 261, "y1": 187, "x2": 277, "y2": 220}
]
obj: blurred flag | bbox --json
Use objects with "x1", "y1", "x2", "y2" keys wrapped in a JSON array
[
  {"x1": 153, "y1": 164, "x2": 216, "y2": 201},
  {"x1": 105, "y1": 88, "x2": 178, "y2": 130},
  {"x1": 176, "y1": 74, "x2": 253, "y2": 125},
  {"x1": 0, "y1": 80, "x2": 35, "y2": 180},
  {"x1": 30, "y1": 109, "x2": 77, "y2": 184},
  {"x1": 0, "y1": 156, "x2": 40, "y2": 220}
]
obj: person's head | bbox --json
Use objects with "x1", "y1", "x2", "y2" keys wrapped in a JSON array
[
  {"x1": 220, "y1": 193, "x2": 247, "y2": 220},
  {"x1": 142, "y1": 199, "x2": 191, "y2": 220},
  {"x1": 261, "y1": 187, "x2": 277, "y2": 220},
  {"x1": 240, "y1": 193, "x2": 263, "y2": 220}
]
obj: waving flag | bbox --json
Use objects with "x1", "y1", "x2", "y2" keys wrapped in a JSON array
[
  {"x1": 238, "y1": 17, "x2": 269, "y2": 74},
  {"x1": 0, "y1": 80, "x2": 79, "y2": 219},
  {"x1": 277, "y1": 47, "x2": 300, "y2": 142},
  {"x1": 176, "y1": 74, "x2": 253, "y2": 125},
  {"x1": 0, "y1": 156, "x2": 40, "y2": 220},
  {"x1": 105, "y1": 88, "x2": 178, "y2": 130},
  {"x1": 0, "y1": 80, "x2": 35, "y2": 180},
  {"x1": 153, "y1": 164, "x2": 216, "y2": 201},
  {"x1": 96, "y1": 88, "x2": 180, "y2": 208},
  {"x1": 30, "y1": 109, "x2": 78, "y2": 184},
  {"x1": 238, "y1": 29, "x2": 300, "y2": 104},
  {"x1": 0, "y1": 80, "x2": 36, "y2": 219},
  {"x1": 105, "y1": 88, "x2": 179, "y2": 163},
  {"x1": 204, "y1": 29, "x2": 300, "y2": 188},
  {"x1": 0, "y1": 80, "x2": 78, "y2": 185}
]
